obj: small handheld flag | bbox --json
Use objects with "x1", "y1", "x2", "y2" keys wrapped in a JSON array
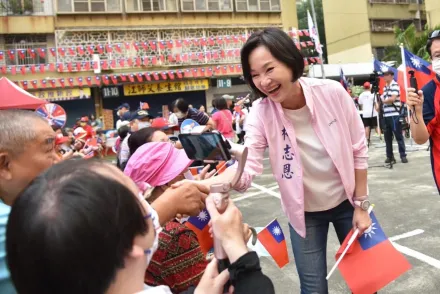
[
  {"x1": 257, "y1": 219, "x2": 289, "y2": 268},
  {"x1": 334, "y1": 212, "x2": 411, "y2": 294},
  {"x1": 185, "y1": 209, "x2": 213, "y2": 255}
]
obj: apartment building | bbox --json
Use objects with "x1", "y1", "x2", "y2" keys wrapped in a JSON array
[
  {"x1": 322, "y1": 0, "x2": 431, "y2": 64},
  {"x1": 0, "y1": 0, "x2": 297, "y2": 126}
]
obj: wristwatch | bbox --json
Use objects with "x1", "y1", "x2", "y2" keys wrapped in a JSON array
[{"x1": 353, "y1": 196, "x2": 371, "y2": 211}]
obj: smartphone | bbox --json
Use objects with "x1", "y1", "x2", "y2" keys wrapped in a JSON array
[{"x1": 179, "y1": 132, "x2": 232, "y2": 161}]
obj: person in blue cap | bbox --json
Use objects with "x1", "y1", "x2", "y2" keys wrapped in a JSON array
[{"x1": 115, "y1": 103, "x2": 130, "y2": 130}]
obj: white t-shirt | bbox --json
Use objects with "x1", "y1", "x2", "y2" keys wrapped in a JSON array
[
  {"x1": 283, "y1": 106, "x2": 347, "y2": 212},
  {"x1": 119, "y1": 134, "x2": 131, "y2": 166},
  {"x1": 358, "y1": 91, "x2": 377, "y2": 118},
  {"x1": 168, "y1": 113, "x2": 178, "y2": 126}
]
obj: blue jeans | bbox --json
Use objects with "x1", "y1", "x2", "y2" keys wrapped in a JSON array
[
  {"x1": 289, "y1": 200, "x2": 354, "y2": 294},
  {"x1": 383, "y1": 116, "x2": 406, "y2": 159}
]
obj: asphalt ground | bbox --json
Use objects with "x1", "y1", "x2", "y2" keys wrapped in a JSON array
[{"x1": 231, "y1": 135, "x2": 440, "y2": 294}]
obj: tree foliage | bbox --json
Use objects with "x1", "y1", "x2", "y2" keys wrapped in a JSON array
[
  {"x1": 383, "y1": 23, "x2": 440, "y2": 64},
  {"x1": 297, "y1": 0, "x2": 328, "y2": 62}
]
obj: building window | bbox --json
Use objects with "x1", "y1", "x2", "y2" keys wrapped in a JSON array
[
  {"x1": 180, "y1": 0, "x2": 232, "y2": 11},
  {"x1": 373, "y1": 47, "x2": 386, "y2": 60},
  {"x1": 57, "y1": 0, "x2": 121, "y2": 13},
  {"x1": 370, "y1": 20, "x2": 398, "y2": 32},
  {"x1": 125, "y1": 0, "x2": 177, "y2": 12},
  {"x1": 4, "y1": 34, "x2": 47, "y2": 66},
  {"x1": 235, "y1": 0, "x2": 280, "y2": 11}
]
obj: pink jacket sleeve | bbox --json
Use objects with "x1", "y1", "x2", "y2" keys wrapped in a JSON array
[
  {"x1": 232, "y1": 104, "x2": 268, "y2": 192},
  {"x1": 338, "y1": 86, "x2": 369, "y2": 169}
]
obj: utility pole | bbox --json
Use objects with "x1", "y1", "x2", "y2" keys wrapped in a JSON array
[{"x1": 309, "y1": 0, "x2": 326, "y2": 78}]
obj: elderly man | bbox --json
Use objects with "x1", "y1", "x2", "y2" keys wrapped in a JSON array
[
  {"x1": 0, "y1": 110, "x2": 211, "y2": 292},
  {"x1": 0, "y1": 110, "x2": 59, "y2": 293}
]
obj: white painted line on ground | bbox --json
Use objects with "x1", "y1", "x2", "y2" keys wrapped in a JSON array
[
  {"x1": 234, "y1": 185, "x2": 279, "y2": 202},
  {"x1": 251, "y1": 182, "x2": 281, "y2": 199},
  {"x1": 263, "y1": 158, "x2": 270, "y2": 161},
  {"x1": 391, "y1": 241, "x2": 440, "y2": 269},
  {"x1": 389, "y1": 229, "x2": 425, "y2": 242}
]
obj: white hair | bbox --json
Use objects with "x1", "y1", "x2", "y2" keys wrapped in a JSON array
[{"x1": 0, "y1": 110, "x2": 47, "y2": 155}]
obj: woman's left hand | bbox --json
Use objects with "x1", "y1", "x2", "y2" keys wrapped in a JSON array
[{"x1": 352, "y1": 208, "x2": 372, "y2": 235}]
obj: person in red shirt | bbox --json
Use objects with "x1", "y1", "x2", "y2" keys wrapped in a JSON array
[
  {"x1": 78, "y1": 116, "x2": 95, "y2": 141},
  {"x1": 211, "y1": 97, "x2": 235, "y2": 141}
]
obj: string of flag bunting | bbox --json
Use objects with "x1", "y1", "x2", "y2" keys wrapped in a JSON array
[
  {"x1": 2, "y1": 53, "x2": 321, "y2": 76},
  {"x1": 14, "y1": 57, "x2": 322, "y2": 90},
  {"x1": 0, "y1": 30, "x2": 317, "y2": 74}
]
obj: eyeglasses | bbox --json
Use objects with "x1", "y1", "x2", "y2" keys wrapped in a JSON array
[{"x1": 429, "y1": 30, "x2": 440, "y2": 40}]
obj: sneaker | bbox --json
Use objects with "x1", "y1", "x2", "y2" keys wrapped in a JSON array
[
  {"x1": 385, "y1": 157, "x2": 396, "y2": 164},
  {"x1": 401, "y1": 157, "x2": 408, "y2": 163}
]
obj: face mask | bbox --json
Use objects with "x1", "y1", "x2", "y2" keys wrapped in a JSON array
[
  {"x1": 139, "y1": 193, "x2": 161, "y2": 266},
  {"x1": 175, "y1": 112, "x2": 186, "y2": 119},
  {"x1": 433, "y1": 59, "x2": 440, "y2": 76},
  {"x1": 117, "y1": 111, "x2": 121, "y2": 117},
  {"x1": 138, "y1": 121, "x2": 151, "y2": 130}
]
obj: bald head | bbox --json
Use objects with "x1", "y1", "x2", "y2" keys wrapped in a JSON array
[
  {"x1": 0, "y1": 110, "x2": 57, "y2": 205},
  {"x1": 0, "y1": 110, "x2": 48, "y2": 156}
]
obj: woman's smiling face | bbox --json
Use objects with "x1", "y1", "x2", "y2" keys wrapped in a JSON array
[{"x1": 249, "y1": 46, "x2": 295, "y2": 104}]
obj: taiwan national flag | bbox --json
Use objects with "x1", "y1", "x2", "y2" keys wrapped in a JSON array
[
  {"x1": 185, "y1": 209, "x2": 213, "y2": 255},
  {"x1": 257, "y1": 219, "x2": 289, "y2": 268},
  {"x1": 373, "y1": 59, "x2": 407, "y2": 101},
  {"x1": 336, "y1": 212, "x2": 411, "y2": 294},
  {"x1": 403, "y1": 48, "x2": 433, "y2": 90},
  {"x1": 339, "y1": 67, "x2": 349, "y2": 91}
]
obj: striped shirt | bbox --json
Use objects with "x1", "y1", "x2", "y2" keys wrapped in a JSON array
[
  {"x1": 382, "y1": 80, "x2": 401, "y2": 117},
  {"x1": 178, "y1": 108, "x2": 210, "y2": 126}
]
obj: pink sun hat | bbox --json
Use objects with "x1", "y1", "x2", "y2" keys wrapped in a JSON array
[{"x1": 124, "y1": 142, "x2": 193, "y2": 191}]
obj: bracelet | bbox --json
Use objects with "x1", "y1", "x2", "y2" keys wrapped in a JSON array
[{"x1": 353, "y1": 195, "x2": 369, "y2": 201}]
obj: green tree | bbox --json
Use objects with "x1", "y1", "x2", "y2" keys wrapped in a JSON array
[
  {"x1": 383, "y1": 23, "x2": 440, "y2": 64},
  {"x1": 297, "y1": 0, "x2": 328, "y2": 62}
]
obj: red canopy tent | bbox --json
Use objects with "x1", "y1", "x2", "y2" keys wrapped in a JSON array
[{"x1": 0, "y1": 77, "x2": 47, "y2": 110}]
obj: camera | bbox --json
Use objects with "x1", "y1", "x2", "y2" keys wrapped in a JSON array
[{"x1": 369, "y1": 71, "x2": 381, "y2": 94}]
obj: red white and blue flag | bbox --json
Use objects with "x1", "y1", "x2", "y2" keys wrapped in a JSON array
[
  {"x1": 340, "y1": 67, "x2": 349, "y2": 91},
  {"x1": 336, "y1": 212, "x2": 411, "y2": 294},
  {"x1": 373, "y1": 59, "x2": 407, "y2": 102},
  {"x1": 257, "y1": 219, "x2": 289, "y2": 268},
  {"x1": 185, "y1": 209, "x2": 213, "y2": 255},
  {"x1": 403, "y1": 48, "x2": 434, "y2": 89}
]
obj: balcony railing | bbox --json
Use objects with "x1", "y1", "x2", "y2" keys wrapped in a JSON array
[
  {"x1": 369, "y1": 0, "x2": 423, "y2": 4},
  {"x1": 0, "y1": 0, "x2": 54, "y2": 15},
  {"x1": 57, "y1": 0, "x2": 122, "y2": 13},
  {"x1": 235, "y1": 0, "x2": 280, "y2": 12},
  {"x1": 180, "y1": 0, "x2": 233, "y2": 12},
  {"x1": 125, "y1": 0, "x2": 178, "y2": 12}
]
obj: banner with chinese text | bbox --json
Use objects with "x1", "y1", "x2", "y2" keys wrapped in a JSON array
[
  {"x1": 31, "y1": 88, "x2": 91, "y2": 101},
  {"x1": 123, "y1": 79, "x2": 209, "y2": 96}
]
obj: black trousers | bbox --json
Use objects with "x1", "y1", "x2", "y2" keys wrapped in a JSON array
[{"x1": 383, "y1": 116, "x2": 406, "y2": 159}]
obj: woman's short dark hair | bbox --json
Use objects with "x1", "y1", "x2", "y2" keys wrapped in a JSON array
[
  {"x1": 6, "y1": 159, "x2": 148, "y2": 294},
  {"x1": 174, "y1": 98, "x2": 189, "y2": 113},
  {"x1": 241, "y1": 27, "x2": 305, "y2": 99},
  {"x1": 128, "y1": 127, "x2": 157, "y2": 156},
  {"x1": 118, "y1": 125, "x2": 130, "y2": 140},
  {"x1": 214, "y1": 97, "x2": 228, "y2": 110}
]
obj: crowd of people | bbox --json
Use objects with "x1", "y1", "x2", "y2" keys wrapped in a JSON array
[{"x1": 0, "y1": 27, "x2": 439, "y2": 294}]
